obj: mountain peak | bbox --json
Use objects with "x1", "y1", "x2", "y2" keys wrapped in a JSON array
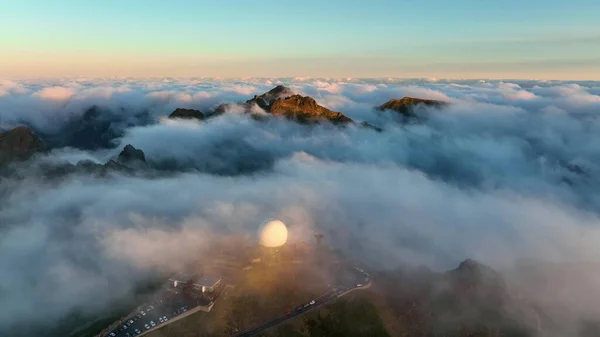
[
  {"x1": 270, "y1": 94, "x2": 353, "y2": 125},
  {"x1": 267, "y1": 85, "x2": 294, "y2": 96},
  {"x1": 377, "y1": 97, "x2": 447, "y2": 118},
  {"x1": 168, "y1": 108, "x2": 205, "y2": 121},
  {"x1": 246, "y1": 85, "x2": 295, "y2": 111},
  {"x1": 0, "y1": 126, "x2": 47, "y2": 165},
  {"x1": 451, "y1": 258, "x2": 501, "y2": 280},
  {"x1": 207, "y1": 86, "x2": 377, "y2": 130},
  {"x1": 447, "y1": 259, "x2": 507, "y2": 300},
  {"x1": 117, "y1": 144, "x2": 146, "y2": 165}
]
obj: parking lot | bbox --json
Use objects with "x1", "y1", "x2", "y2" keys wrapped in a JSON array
[{"x1": 105, "y1": 297, "x2": 201, "y2": 337}]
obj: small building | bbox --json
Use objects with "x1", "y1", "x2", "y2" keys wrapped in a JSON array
[
  {"x1": 169, "y1": 272, "x2": 198, "y2": 288},
  {"x1": 196, "y1": 276, "x2": 222, "y2": 293},
  {"x1": 169, "y1": 272, "x2": 221, "y2": 293}
]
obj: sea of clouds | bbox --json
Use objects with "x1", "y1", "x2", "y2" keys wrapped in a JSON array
[{"x1": 1, "y1": 77, "x2": 600, "y2": 334}]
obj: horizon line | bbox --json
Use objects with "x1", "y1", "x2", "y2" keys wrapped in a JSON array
[{"x1": 2, "y1": 76, "x2": 598, "y2": 82}]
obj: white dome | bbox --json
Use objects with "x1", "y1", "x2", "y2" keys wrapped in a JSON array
[{"x1": 258, "y1": 219, "x2": 288, "y2": 247}]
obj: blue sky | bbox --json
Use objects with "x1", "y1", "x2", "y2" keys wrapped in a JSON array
[{"x1": 0, "y1": 0, "x2": 599, "y2": 78}]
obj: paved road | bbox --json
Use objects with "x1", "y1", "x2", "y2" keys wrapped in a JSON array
[
  {"x1": 231, "y1": 289, "x2": 339, "y2": 337},
  {"x1": 231, "y1": 266, "x2": 371, "y2": 337}
]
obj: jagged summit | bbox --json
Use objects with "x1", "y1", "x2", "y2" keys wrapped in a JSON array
[
  {"x1": 378, "y1": 97, "x2": 447, "y2": 111},
  {"x1": 246, "y1": 85, "x2": 295, "y2": 110},
  {"x1": 117, "y1": 144, "x2": 146, "y2": 165},
  {"x1": 172, "y1": 85, "x2": 379, "y2": 129},
  {"x1": 0, "y1": 126, "x2": 47, "y2": 165},
  {"x1": 377, "y1": 97, "x2": 447, "y2": 119},
  {"x1": 241, "y1": 86, "x2": 357, "y2": 125},
  {"x1": 168, "y1": 108, "x2": 205, "y2": 121},
  {"x1": 265, "y1": 84, "x2": 295, "y2": 98},
  {"x1": 212, "y1": 103, "x2": 231, "y2": 116}
]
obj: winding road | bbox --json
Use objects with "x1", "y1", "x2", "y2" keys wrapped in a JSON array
[{"x1": 231, "y1": 266, "x2": 371, "y2": 337}]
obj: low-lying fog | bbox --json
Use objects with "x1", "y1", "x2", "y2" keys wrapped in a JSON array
[{"x1": 1, "y1": 78, "x2": 600, "y2": 334}]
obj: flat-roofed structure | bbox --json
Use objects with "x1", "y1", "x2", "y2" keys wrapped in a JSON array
[
  {"x1": 169, "y1": 272, "x2": 197, "y2": 288},
  {"x1": 169, "y1": 273, "x2": 222, "y2": 293},
  {"x1": 197, "y1": 276, "x2": 222, "y2": 292}
]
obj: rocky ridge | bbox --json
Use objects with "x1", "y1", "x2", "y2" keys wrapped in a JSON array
[
  {"x1": 377, "y1": 97, "x2": 447, "y2": 120},
  {"x1": 178, "y1": 85, "x2": 379, "y2": 128},
  {"x1": 168, "y1": 108, "x2": 206, "y2": 121}
]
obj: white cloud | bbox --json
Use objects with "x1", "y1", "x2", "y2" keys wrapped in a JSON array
[
  {"x1": 34, "y1": 86, "x2": 76, "y2": 100},
  {"x1": 1, "y1": 78, "x2": 600, "y2": 334}
]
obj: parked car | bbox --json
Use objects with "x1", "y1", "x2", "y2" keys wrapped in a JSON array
[
  {"x1": 144, "y1": 324, "x2": 150, "y2": 330},
  {"x1": 150, "y1": 320, "x2": 156, "y2": 327}
]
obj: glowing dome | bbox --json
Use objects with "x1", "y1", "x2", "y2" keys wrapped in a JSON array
[{"x1": 258, "y1": 219, "x2": 288, "y2": 247}]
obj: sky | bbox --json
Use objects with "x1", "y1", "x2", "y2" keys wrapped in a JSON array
[{"x1": 0, "y1": 0, "x2": 599, "y2": 79}]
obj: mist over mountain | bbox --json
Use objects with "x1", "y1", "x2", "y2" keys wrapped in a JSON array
[
  {"x1": 0, "y1": 126, "x2": 47, "y2": 165},
  {"x1": 1, "y1": 78, "x2": 600, "y2": 336}
]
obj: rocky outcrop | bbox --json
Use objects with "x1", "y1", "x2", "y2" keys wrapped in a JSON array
[
  {"x1": 175, "y1": 85, "x2": 379, "y2": 129},
  {"x1": 245, "y1": 85, "x2": 295, "y2": 111},
  {"x1": 29, "y1": 145, "x2": 144, "y2": 179},
  {"x1": 168, "y1": 108, "x2": 205, "y2": 121},
  {"x1": 377, "y1": 97, "x2": 447, "y2": 119},
  {"x1": 212, "y1": 86, "x2": 358, "y2": 126},
  {"x1": 117, "y1": 144, "x2": 146, "y2": 166},
  {"x1": 270, "y1": 95, "x2": 353, "y2": 125},
  {"x1": 360, "y1": 121, "x2": 383, "y2": 132},
  {"x1": 213, "y1": 103, "x2": 231, "y2": 116},
  {"x1": 0, "y1": 126, "x2": 47, "y2": 165},
  {"x1": 42, "y1": 157, "x2": 136, "y2": 179}
]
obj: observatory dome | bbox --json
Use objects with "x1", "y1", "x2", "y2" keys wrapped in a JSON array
[{"x1": 258, "y1": 219, "x2": 288, "y2": 247}]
